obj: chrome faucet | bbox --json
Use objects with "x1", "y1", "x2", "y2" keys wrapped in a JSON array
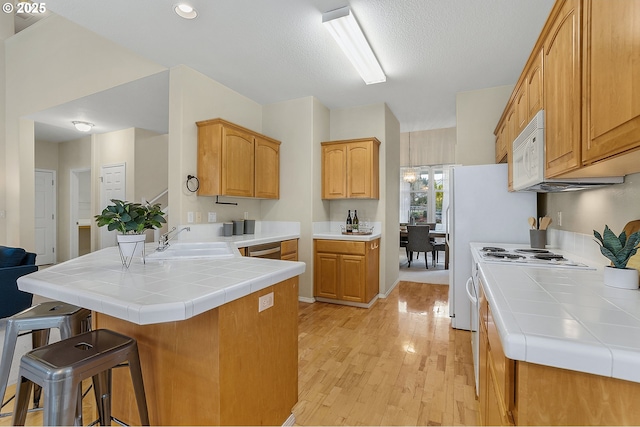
[{"x1": 158, "y1": 226, "x2": 190, "y2": 251}]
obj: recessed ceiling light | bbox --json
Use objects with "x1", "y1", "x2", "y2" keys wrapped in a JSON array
[
  {"x1": 72, "y1": 121, "x2": 94, "y2": 132},
  {"x1": 174, "y1": 3, "x2": 197, "y2": 19}
]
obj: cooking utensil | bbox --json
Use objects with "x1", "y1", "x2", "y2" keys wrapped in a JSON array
[
  {"x1": 539, "y1": 216, "x2": 552, "y2": 230},
  {"x1": 528, "y1": 217, "x2": 537, "y2": 229}
]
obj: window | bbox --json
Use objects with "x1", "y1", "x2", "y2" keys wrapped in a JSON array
[{"x1": 400, "y1": 165, "x2": 446, "y2": 226}]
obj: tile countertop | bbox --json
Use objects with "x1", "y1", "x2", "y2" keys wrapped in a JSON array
[
  {"x1": 472, "y1": 242, "x2": 640, "y2": 384},
  {"x1": 18, "y1": 242, "x2": 305, "y2": 326},
  {"x1": 312, "y1": 221, "x2": 382, "y2": 242},
  {"x1": 175, "y1": 221, "x2": 301, "y2": 247}
]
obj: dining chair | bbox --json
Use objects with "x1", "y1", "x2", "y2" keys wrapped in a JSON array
[{"x1": 406, "y1": 225, "x2": 435, "y2": 269}]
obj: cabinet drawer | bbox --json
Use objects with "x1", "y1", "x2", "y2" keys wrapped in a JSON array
[
  {"x1": 281, "y1": 239, "x2": 298, "y2": 255},
  {"x1": 315, "y1": 239, "x2": 365, "y2": 255}
]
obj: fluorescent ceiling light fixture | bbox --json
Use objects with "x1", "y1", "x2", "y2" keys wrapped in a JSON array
[
  {"x1": 72, "y1": 121, "x2": 94, "y2": 132},
  {"x1": 174, "y1": 3, "x2": 197, "y2": 19},
  {"x1": 322, "y1": 6, "x2": 386, "y2": 85}
]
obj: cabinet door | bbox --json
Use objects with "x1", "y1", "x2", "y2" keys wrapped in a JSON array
[
  {"x1": 479, "y1": 322, "x2": 489, "y2": 425},
  {"x1": 543, "y1": 0, "x2": 581, "y2": 177},
  {"x1": 506, "y1": 107, "x2": 516, "y2": 190},
  {"x1": 347, "y1": 141, "x2": 377, "y2": 198},
  {"x1": 526, "y1": 49, "x2": 543, "y2": 120},
  {"x1": 583, "y1": 0, "x2": 640, "y2": 164},
  {"x1": 255, "y1": 136, "x2": 280, "y2": 199},
  {"x1": 322, "y1": 145, "x2": 347, "y2": 199},
  {"x1": 514, "y1": 84, "x2": 528, "y2": 136},
  {"x1": 222, "y1": 126, "x2": 255, "y2": 197},
  {"x1": 314, "y1": 252, "x2": 339, "y2": 299},
  {"x1": 197, "y1": 121, "x2": 223, "y2": 196},
  {"x1": 340, "y1": 255, "x2": 365, "y2": 302},
  {"x1": 495, "y1": 121, "x2": 507, "y2": 164}
]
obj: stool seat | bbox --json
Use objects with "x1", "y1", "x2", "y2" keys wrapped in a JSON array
[
  {"x1": 12, "y1": 329, "x2": 149, "y2": 426},
  {"x1": 0, "y1": 302, "x2": 90, "y2": 415}
]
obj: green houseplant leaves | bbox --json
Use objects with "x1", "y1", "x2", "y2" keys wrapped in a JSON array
[
  {"x1": 95, "y1": 199, "x2": 166, "y2": 234},
  {"x1": 594, "y1": 225, "x2": 640, "y2": 269}
]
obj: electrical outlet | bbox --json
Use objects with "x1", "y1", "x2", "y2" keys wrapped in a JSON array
[
  {"x1": 195, "y1": 212, "x2": 202, "y2": 223},
  {"x1": 0, "y1": 210, "x2": 5, "y2": 219},
  {"x1": 258, "y1": 292, "x2": 274, "y2": 312},
  {"x1": 208, "y1": 212, "x2": 217, "y2": 223},
  {"x1": 187, "y1": 212, "x2": 194, "y2": 223},
  {"x1": 557, "y1": 211, "x2": 562, "y2": 226},
  {"x1": 244, "y1": 211, "x2": 249, "y2": 220}
]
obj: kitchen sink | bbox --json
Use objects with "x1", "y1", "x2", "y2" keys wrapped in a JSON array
[{"x1": 146, "y1": 241, "x2": 238, "y2": 260}]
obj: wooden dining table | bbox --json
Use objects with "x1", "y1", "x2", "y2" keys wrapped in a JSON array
[{"x1": 400, "y1": 227, "x2": 449, "y2": 269}]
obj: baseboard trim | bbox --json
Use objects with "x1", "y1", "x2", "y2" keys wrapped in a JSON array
[
  {"x1": 315, "y1": 296, "x2": 378, "y2": 309},
  {"x1": 378, "y1": 278, "x2": 400, "y2": 299},
  {"x1": 298, "y1": 296, "x2": 315, "y2": 303},
  {"x1": 282, "y1": 413, "x2": 296, "y2": 426}
]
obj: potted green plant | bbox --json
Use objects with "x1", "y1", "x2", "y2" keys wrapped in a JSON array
[
  {"x1": 593, "y1": 225, "x2": 640, "y2": 289},
  {"x1": 95, "y1": 199, "x2": 166, "y2": 265}
]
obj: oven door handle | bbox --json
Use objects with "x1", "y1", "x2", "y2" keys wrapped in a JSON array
[{"x1": 465, "y1": 277, "x2": 477, "y2": 304}]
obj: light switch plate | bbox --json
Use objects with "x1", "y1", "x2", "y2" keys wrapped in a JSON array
[{"x1": 187, "y1": 212, "x2": 194, "y2": 223}]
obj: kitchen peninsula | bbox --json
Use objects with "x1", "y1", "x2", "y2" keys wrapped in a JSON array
[{"x1": 17, "y1": 239, "x2": 305, "y2": 426}]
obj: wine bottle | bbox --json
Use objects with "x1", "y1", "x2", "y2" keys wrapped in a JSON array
[
  {"x1": 353, "y1": 210, "x2": 359, "y2": 232},
  {"x1": 346, "y1": 210, "x2": 352, "y2": 233}
]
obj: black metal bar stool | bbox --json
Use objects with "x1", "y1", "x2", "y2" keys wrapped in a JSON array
[
  {"x1": 0, "y1": 301, "x2": 91, "y2": 415},
  {"x1": 11, "y1": 329, "x2": 149, "y2": 426}
]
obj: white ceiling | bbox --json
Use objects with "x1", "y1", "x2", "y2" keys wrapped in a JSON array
[{"x1": 30, "y1": 0, "x2": 555, "y2": 141}]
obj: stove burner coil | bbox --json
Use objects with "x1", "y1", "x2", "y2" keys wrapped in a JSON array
[
  {"x1": 515, "y1": 248, "x2": 551, "y2": 254},
  {"x1": 533, "y1": 253, "x2": 565, "y2": 261},
  {"x1": 486, "y1": 253, "x2": 525, "y2": 260},
  {"x1": 481, "y1": 247, "x2": 506, "y2": 253}
]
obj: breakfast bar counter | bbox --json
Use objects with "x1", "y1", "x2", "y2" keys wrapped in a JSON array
[{"x1": 18, "y1": 244, "x2": 305, "y2": 426}]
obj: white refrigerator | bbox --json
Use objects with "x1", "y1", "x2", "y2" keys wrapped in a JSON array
[{"x1": 446, "y1": 164, "x2": 536, "y2": 330}]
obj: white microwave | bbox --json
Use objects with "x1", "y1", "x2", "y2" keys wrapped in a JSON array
[{"x1": 512, "y1": 110, "x2": 623, "y2": 192}]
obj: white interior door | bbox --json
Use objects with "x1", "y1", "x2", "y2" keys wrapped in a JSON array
[
  {"x1": 70, "y1": 168, "x2": 91, "y2": 258},
  {"x1": 34, "y1": 169, "x2": 56, "y2": 265},
  {"x1": 100, "y1": 163, "x2": 126, "y2": 249}
]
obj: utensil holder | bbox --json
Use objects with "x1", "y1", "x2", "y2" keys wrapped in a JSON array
[
  {"x1": 223, "y1": 222, "x2": 233, "y2": 237},
  {"x1": 530, "y1": 229, "x2": 547, "y2": 249}
]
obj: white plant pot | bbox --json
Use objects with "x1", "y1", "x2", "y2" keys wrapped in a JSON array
[
  {"x1": 117, "y1": 234, "x2": 146, "y2": 266},
  {"x1": 603, "y1": 265, "x2": 639, "y2": 289}
]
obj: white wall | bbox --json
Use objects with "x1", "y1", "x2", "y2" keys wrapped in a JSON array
[
  {"x1": 3, "y1": 15, "x2": 166, "y2": 249},
  {"x1": 0, "y1": 3, "x2": 12, "y2": 244},
  {"x1": 455, "y1": 85, "x2": 514, "y2": 165},
  {"x1": 329, "y1": 103, "x2": 400, "y2": 296},
  {"x1": 167, "y1": 65, "x2": 263, "y2": 230},
  {"x1": 400, "y1": 128, "x2": 456, "y2": 167},
  {"x1": 262, "y1": 96, "x2": 328, "y2": 299}
]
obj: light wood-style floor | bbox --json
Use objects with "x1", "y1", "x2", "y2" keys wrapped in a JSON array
[
  {"x1": 293, "y1": 281, "x2": 478, "y2": 426},
  {"x1": 0, "y1": 281, "x2": 478, "y2": 426}
]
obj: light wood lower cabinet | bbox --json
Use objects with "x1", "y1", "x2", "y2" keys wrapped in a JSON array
[
  {"x1": 93, "y1": 277, "x2": 299, "y2": 426},
  {"x1": 314, "y1": 238, "x2": 380, "y2": 306},
  {"x1": 479, "y1": 277, "x2": 640, "y2": 426},
  {"x1": 281, "y1": 239, "x2": 298, "y2": 261}
]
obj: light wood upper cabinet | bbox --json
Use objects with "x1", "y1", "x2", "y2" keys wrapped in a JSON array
[
  {"x1": 526, "y1": 49, "x2": 543, "y2": 120},
  {"x1": 197, "y1": 118, "x2": 280, "y2": 199},
  {"x1": 321, "y1": 138, "x2": 380, "y2": 199},
  {"x1": 221, "y1": 125, "x2": 254, "y2": 197},
  {"x1": 543, "y1": 0, "x2": 582, "y2": 178},
  {"x1": 514, "y1": 84, "x2": 528, "y2": 136},
  {"x1": 255, "y1": 136, "x2": 280, "y2": 199},
  {"x1": 582, "y1": 0, "x2": 640, "y2": 165}
]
